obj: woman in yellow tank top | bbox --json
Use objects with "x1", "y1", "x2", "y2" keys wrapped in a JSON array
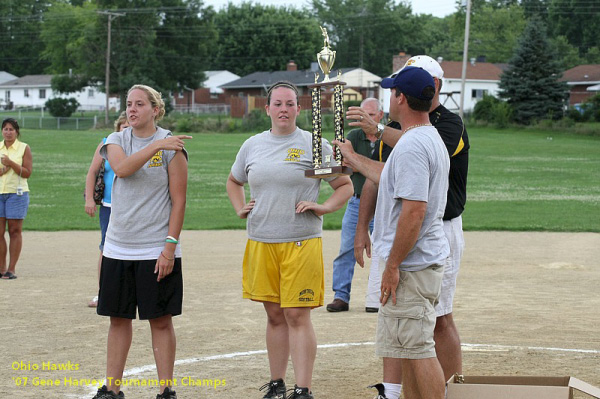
[{"x1": 0, "y1": 118, "x2": 32, "y2": 280}]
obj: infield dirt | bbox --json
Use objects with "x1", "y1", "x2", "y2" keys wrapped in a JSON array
[{"x1": 1, "y1": 230, "x2": 599, "y2": 398}]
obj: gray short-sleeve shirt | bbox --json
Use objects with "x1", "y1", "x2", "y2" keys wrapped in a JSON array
[
  {"x1": 231, "y1": 128, "x2": 337, "y2": 243},
  {"x1": 372, "y1": 126, "x2": 450, "y2": 271},
  {"x1": 100, "y1": 126, "x2": 181, "y2": 249}
]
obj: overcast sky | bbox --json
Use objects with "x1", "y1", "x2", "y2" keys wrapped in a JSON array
[{"x1": 206, "y1": 0, "x2": 458, "y2": 18}]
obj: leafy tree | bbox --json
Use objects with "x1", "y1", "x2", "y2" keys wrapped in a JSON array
[
  {"x1": 551, "y1": 35, "x2": 582, "y2": 70},
  {"x1": 0, "y1": 0, "x2": 51, "y2": 76},
  {"x1": 520, "y1": 0, "x2": 549, "y2": 19},
  {"x1": 41, "y1": 0, "x2": 217, "y2": 110},
  {"x1": 40, "y1": 2, "x2": 97, "y2": 77},
  {"x1": 311, "y1": 0, "x2": 418, "y2": 77},
  {"x1": 585, "y1": 47, "x2": 600, "y2": 64},
  {"x1": 498, "y1": 16, "x2": 568, "y2": 124},
  {"x1": 432, "y1": 2, "x2": 526, "y2": 63},
  {"x1": 51, "y1": 74, "x2": 91, "y2": 94},
  {"x1": 547, "y1": 0, "x2": 600, "y2": 58},
  {"x1": 45, "y1": 97, "x2": 80, "y2": 117},
  {"x1": 211, "y1": 3, "x2": 321, "y2": 76}
]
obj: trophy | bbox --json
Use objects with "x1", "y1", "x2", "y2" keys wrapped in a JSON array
[{"x1": 305, "y1": 27, "x2": 352, "y2": 179}]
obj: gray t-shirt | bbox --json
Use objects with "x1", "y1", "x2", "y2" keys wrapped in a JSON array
[
  {"x1": 372, "y1": 125, "x2": 450, "y2": 271},
  {"x1": 231, "y1": 128, "x2": 337, "y2": 243},
  {"x1": 100, "y1": 126, "x2": 180, "y2": 249}
]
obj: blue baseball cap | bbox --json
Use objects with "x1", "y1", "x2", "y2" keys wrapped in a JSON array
[{"x1": 380, "y1": 66, "x2": 435, "y2": 101}]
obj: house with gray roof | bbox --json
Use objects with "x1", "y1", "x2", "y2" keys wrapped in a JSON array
[
  {"x1": 0, "y1": 74, "x2": 111, "y2": 111},
  {"x1": 0, "y1": 72, "x2": 17, "y2": 85},
  {"x1": 221, "y1": 61, "x2": 382, "y2": 101}
]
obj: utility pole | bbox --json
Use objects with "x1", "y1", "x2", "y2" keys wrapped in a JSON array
[
  {"x1": 98, "y1": 11, "x2": 125, "y2": 126},
  {"x1": 459, "y1": 0, "x2": 471, "y2": 119}
]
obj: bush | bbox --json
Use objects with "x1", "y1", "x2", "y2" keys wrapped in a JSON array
[
  {"x1": 241, "y1": 109, "x2": 271, "y2": 132},
  {"x1": 157, "y1": 109, "x2": 348, "y2": 134},
  {"x1": 566, "y1": 106, "x2": 590, "y2": 122},
  {"x1": 473, "y1": 94, "x2": 501, "y2": 122},
  {"x1": 45, "y1": 97, "x2": 79, "y2": 117},
  {"x1": 473, "y1": 94, "x2": 513, "y2": 128},
  {"x1": 492, "y1": 101, "x2": 513, "y2": 128},
  {"x1": 584, "y1": 93, "x2": 600, "y2": 122}
]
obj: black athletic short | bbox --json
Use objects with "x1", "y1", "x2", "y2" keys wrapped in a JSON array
[{"x1": 97, "y1": 256, "x2": 183, "y2": 320}]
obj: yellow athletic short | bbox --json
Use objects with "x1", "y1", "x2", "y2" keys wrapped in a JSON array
[{"x1": 242, "y1": 238, "x2": 324, "y2": 308}]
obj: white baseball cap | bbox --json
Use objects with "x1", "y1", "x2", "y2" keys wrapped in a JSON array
[{"x1": 399, "y1": 55, "x2": 444, "y2": 79}]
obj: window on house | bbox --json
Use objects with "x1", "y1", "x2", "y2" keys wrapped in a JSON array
[
  {"x1": 178, "y1": 91, "x2": 184, "y2": 99},
  {"x1": 24, "y1": 89, "x2": 29, "y2": 98},
  {"x1": 39, "y1": 89, "x2": 46, "y2": 99},
  {"x1": 210, "y1": 92, "x2": 219, "y2": 99},
  {"x1": 471, "y1": 89, "x2": 488, "y2": 100},
  {"x1": 5, "y1": 91, "x2": 10, "y2": 101},
  {"x1": 88, "y1": 89, "x2": 95, "y2": 98}
]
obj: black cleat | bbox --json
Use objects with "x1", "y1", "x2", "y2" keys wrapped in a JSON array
[
  {"x1": 92, "y1": 385, "x2": 124, "y2": 399},
  {"x1": 286, "y1": 385, "x2": 314, "y2": 399},
  {"x1": 156, "y1": 386, "x2": 177, "y2": 399},
  {"x1": 259, "y1": 378, "x2": 286, "y2": 399},
  {"x1": 368, "y1": 383, "x2": 387, "y2": 398}
]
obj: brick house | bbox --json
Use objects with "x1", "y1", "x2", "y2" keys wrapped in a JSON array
[
  {"x1": 171, "y1": 70, "x2": 240, "y2": 113},
  {"x1": 560, "y1": 65, "x2": 600, "y2": 105},
  {"x1": 221, "y1": 61, "x2": 381, "y2": 117}
]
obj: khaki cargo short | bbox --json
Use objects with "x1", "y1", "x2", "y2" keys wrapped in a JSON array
[{"x1": 376, "y1": 261, "x2": 443, "y2": 359}]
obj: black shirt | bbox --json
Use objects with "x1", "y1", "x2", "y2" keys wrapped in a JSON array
[{"x1": 371, "y1": 104, "x2": 469, "y2": 220}]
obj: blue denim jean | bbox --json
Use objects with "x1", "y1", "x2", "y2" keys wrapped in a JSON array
[{"x1": 332, "y1": 196, "x2": 373, "y2": 303}]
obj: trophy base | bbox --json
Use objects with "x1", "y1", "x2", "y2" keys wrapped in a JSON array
[{"x1": 305, "y1": 166, "x2": 352, "y2": 179}]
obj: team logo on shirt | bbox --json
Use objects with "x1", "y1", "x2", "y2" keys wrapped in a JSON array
[
  {"x1": 284, "y1": 148, "x2": 305, "y2": 162},
  {"x1": 298, "y1": 289, "x2": 314, "y2": 302},
  {"x1": 149, "y1": 150, "x2": 164, "y2": 168}
]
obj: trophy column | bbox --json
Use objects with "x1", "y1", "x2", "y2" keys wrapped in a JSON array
[{"x1": 304, "y1": 78, "x2": 352, "y2": 179}]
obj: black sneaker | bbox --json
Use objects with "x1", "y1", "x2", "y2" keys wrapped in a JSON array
[
  {"x1": 156, "y1": 387, "x2": 177, "y2": 399},
  {"x1": 368, "y1": 383, "x2": 387, "y2": 399},
  {"x1": 92, "y1": 385, "x2": 124, "y2": 399},
  {"x1": 286, "y1": 385, "x2": 314, "y2": 399},
  {"x1": 259, "y1": 378, "x2": 286, "y2": 399}
]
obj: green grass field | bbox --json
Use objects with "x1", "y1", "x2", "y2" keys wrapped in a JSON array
[{"x1": 20, "y1": 126, "x2": 600, "y2": 232}]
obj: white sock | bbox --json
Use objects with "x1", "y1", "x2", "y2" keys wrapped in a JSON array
[{"x1": 382, "y1": 382, "x2": 402, "y2": 399}]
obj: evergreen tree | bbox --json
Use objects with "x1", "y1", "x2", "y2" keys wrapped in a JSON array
[{"x1": 498, "y1": 16, "x2": 568, "y2": 124}]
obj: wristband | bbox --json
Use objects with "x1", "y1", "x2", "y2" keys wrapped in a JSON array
[{"x1": 166, "y1": 235, "x2": 179, "y2": 244}]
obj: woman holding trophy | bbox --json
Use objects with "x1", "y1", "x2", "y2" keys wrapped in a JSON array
[{"x1": 226, "y1": 81, "x2": 352, "y2": 399}]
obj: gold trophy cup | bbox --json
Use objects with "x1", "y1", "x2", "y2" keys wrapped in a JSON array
[{"x1": 317, "y1": 26, "x2": 336, "y2": 83}]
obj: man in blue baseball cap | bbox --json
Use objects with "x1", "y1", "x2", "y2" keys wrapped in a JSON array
[
  {"x1": 370, "y1": 65, "x2": 449, "y2": 399},
  {"x1": 334, "y1": 56, "x2": 470, "y2": 398}
]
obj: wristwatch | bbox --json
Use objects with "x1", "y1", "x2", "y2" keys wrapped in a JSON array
[{"x1": 375, "y1": 123, "x2": 385, "y2": 139}]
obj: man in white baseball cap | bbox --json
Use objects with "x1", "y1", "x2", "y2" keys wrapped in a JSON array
[{"x1": 403, "y1": 55, "x2": 444, "y2": 80}]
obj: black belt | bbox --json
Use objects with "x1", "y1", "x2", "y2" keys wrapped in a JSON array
[{"x1": 353, "y1": 194, "x2": 361, "y2": 199}]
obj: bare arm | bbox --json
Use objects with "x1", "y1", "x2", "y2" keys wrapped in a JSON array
[
  {"x1": 84, "y1": 142, "x2": 104, "y2": 217},
  {"x1": 380, "y1": 199, "x2": 427, "y2": 306},
  {"x1": 332, "y1": 139, "x2": 385, "y2": 184},
  {"x1": 155, "y1": 151, "x2": 188, "y2": 282},
  {"x1": 226, "y1": 173, "x2": 255, "y2": 219},
  {"x1": 295, "y1": 175, "x2": 353, "y2": 216},
  {"x1": 107, "y1": 135, "x2": 192, "y2": 178},
  {"x1": 354, "y1": 178, "x2": 378, "y2": 267},
  {"x1": 346, "y1": 106, "x2": 405, "y2": 147},
  {"x1": 1, "y1": 145, "x2": 33, "y2": 179}
]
